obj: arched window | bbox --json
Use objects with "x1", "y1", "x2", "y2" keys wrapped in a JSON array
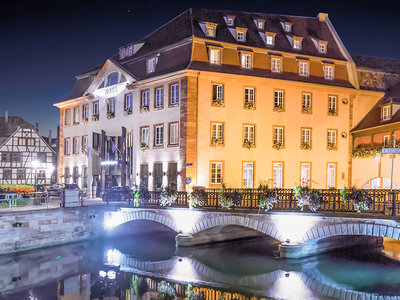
[
  {"x1": 362, "y1": 177, "x2": 400, "y2": 189},
  {"x1": 106, "y1": 72, "x2": 119, "y2": 86}
]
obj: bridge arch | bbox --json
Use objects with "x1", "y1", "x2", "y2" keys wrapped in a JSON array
[{"x1": 191, "y1": 215, "x2": 284, "y2": 242}]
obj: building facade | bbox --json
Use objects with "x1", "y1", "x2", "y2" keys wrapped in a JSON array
[
  {"x1": 0, "y1": 115, "x2": 56, "y2": 186},
  {"x1": 55, "y1": 8, "x2": 400, "y2": 191}
]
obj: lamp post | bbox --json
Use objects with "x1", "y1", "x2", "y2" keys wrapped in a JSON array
[{"x1": 32, "y1": 160, "x2": 39, "y2": 204}]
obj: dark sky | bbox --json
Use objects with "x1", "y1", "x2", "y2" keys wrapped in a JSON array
[{"x1": 1, "y1": 0, "x2": 399, "y2": 136}]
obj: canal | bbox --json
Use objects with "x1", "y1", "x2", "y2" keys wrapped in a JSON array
[{"x1": 1, "y1": 231, "x2": 400, "y2": 300}]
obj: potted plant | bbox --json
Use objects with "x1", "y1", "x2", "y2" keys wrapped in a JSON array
[
  {"x1": 157, "y1": 280, "x2": 176, "y2": 300},
  {"x1": 301, "y1": 142, "x2": 311, "y2": 150},
  {"x1": 91, "y1": 114, "x2": 99, "y2": 121},
  {"x1": 294, "y1": 186, "x2": 323, "y2": 211},
  {"x1": 302, "y1": 107, "x2": 312, "y2": 114},
  {"x1": 328, "y1": 108, "x2": 337, "y2": 116},
  {"x1": 189, "y1": 188, "x2": 207, "y2": 209},
  {"x1": 211, "y1": 137, "x2": 223, "y2": 147},
  {"x1": 211, "y1": 99, "x2": 224, "y2": 107},
  {"x1": 244, "y1": 100, "x2": 254, "y2": 109},
  {"x1": 343, "y1": 188, "x2": 371, "y2": 213},
  {"x1": 274, "y1": 104, "x2": 284, "y2": 112},
  {"x1": 140, "y1": 142, "x2": 149, "y2": 152},
  {"x1": 219, "y1": 183, "x2": 232, "y2": 209},
  {"x1": 272, "y1": 141, "x2": 283, "y2": 150},
  {"x1": 243, "y1": 139, "x2": 255, "y2": 149},
  {"x1": 258, "y1": 184, "x2": 279, "y2": 212},
  {"x1": 160, "y1": 185, "x2": 178, "y2": 207},
  {"x1": 327, "y1": 142, "x2": 336, "y2": 150},
  {"x1": 140, "y1": 106, "x2": 149, "y2": 113},
  {"x1": 107, "y1": 112, "x2": 115, "y2": 119}
]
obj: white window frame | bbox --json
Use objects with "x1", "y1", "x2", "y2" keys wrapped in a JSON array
[
  {"x1": 301, "y1": 128, "x2": 311, "y2": 146},
  {"x1": 211, "y1": 123, "x2": 224, "y2": 143},
  {"x1": 327, "y1": 130, "x2": 337, "y2": 148},
  {"x1": 242, "y1": 162, "x2": 254, "y2": 188},
  {"x1": 327, "y1": 163, "x2": 336, "y2": 188},
  {"x1": 273, "y1": 163, "x2": 283, "y2": 188},
  {"x1": 92, "y1": 101, "x2": 99, "y2": 115},
  {"x1": 142, "y1": 90, "x2": 150, "y2": 108},
  {"x1": 73, "y1": 137, "x2": 79, "y2": 154},
  {"x1": 271, "y1": 57, "x2": 282, "y2": 73},
  {"x1": 241, "y1": 53, "x2": 252, "y2": 69},
  {"x1": 244, "y1": 87, "x2": 255, "y2": 105},
  {"x1": 319, "y1": 42, "x2": 326, "y2": 53},
  {"x1": 140, "y1": 127, "x2": 149, "y2": 145},
  {"x1": 211, "y1": 162, "x2": 223, "y2": 184},
  {"x1": 237, "y1": 31, "x2": 245, "y2": 42},
  {"x1": 124, "y1": 93, "x2": 133, "y2": 112},
  {"x1": 382, "y1": 105, "x2": 391, "y2": 121},
  {"x1": 328, "y1": 96, "x2": 337, "y2": 114},
  {"x1": 273, "y1": 127, "x2": 284, "y2": 146},
  {"x1": 301, "y1": 163, "x2": 311, "y2": 187},
  {"x1": 244, "y1": 125, "x2": 255, "y2": 142},
  {"x1": 64, "y1": 138, "x2": 71, "y2": 155},
  {"x1": 82, "y1": 136, "x2": 88, "y2": 151},
  {"x1": 210, "y1": 49, "x2": 221, "y2": 65},
  {"x1": 155, "y1": 87, "x2": 164, "y2": 108},
  {"x1": 73, "y1": 107, "x2": 79, "y2": 124},
  {"x1": 383, "y1": 135, "x2": 390, "y2": 147},
  {"x1": 170, "y1": 84, "x2": 179, "y2": 105},
  {"x1": 107, "y1": 98, "x2": 115, "y2": 115},
  {"x1": 257, "y1": 20, "x2": 264, "y2": 30},
  {"x1": 212, "y1": 84, "x2": 224, "y2": 102},
  {"x1": 302, "y1": 93, "x2": 312, "y2": 111},
  {"x1": 324, "y1": 65, "x2": 334, "y2": 80},
  {"x1": 206, "y1": 25, "x2": 216, "y2": 37},
  {"x1": 299, "y1": 61, "x2": 309, "y2": 77},
  {"x1": 147, "y1": 57, "x2": 156, "y2": 73},
  {"x1": 83, "y1": 105, "x2": 89, "y2": 121},
  {"x1": 266, "y1": 35, "x2": 274, "y2": 45},
  {"x1": 169, "y1": 123, "x2": 179, "y2": 145},
  {"x1": 65, "y1": 109, "x2": 71, "y2": 126},
  {"x1": 274, "y1": 90, "x2": 284, "y2": 109},
  {"x1": 284, "y1": 23, "x2": 291, "y2": 32},
  {"x1": 155, "y1": 125, "x2": 164, "y2": 147},
  {"x1": 227, "y1": 17, "x2": 234, "y2": 26},
  {"x1": 293, "y1": 39, "x2": 301, "y2": 50}
]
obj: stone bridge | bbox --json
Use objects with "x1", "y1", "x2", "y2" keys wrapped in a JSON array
[{"x1": 103, "y1": 207, "x2": 400, "y2": 258}]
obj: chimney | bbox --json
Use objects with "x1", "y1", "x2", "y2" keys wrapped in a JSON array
[
  {"x1": 5, "y1": 110, "x2": 8, "y2": 122},
  {"x1": 35, "y1": 122, "x2": 39, "y2": 132},
  {"x1": 318, "y1": 13, "x2": 329, "y2": 22}
]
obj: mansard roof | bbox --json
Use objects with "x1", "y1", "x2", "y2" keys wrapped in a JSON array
[
  {"x1": 352, "y1": 86, "x2": 400, "y2": 132},
  {"x1": 352, "y1": 54, "x2": 400, "y2": 74}
]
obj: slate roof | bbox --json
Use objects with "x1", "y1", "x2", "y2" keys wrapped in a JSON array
[
  {"x1": 64, "y1": 65, "x2": 102, "y2": 101},
  {"x1": 352, "y1": 86, "x2": 400, "y2": 132},
  {"x1": 0, "y1": 116, "x2": 35, "y2": 147},
  {"x1": 352, "y1": 54, "x2": 400, "y2": 74}
]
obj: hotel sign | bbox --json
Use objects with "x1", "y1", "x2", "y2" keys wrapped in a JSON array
[
  {"x1": 382, "y1": 148, "x2": 400, "y2": 154},
  {"x1": 93, "y1": 83, "x2": 125, "y2": 98}
]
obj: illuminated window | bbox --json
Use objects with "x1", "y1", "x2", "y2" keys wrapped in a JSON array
[
  {"x1": 155, "y1": 87, "x2": 164, "y2": 108},
  {"x1": 107, "y1": 98, "x2": 115, "y2": 118},
  {"x1": 206, "y1": 25, "x2": 216, "y2": 37},
  {"x1": 64, "y1": 138, "x2": 71, "y2": 155},
  {"x1": 141, "y1": 90, "x2": 149, "y2": 108},
  {"x1": 273, "y1": 127, "x2": 284, "y2": 147},
  {"x1": 271, "y1": 57, "x2": 282, "y2": 73},
  {"x1": 147, "y1": 57, "x2": 156, "y2": 73},
  {"x1": 302, "y1": 93, "x2": 312, "y2": 113},
  {"x1": 226, "y1": 17, "x2": 234, "y2": 26},
  {"x1": 301, "y1": 128, "x2": 311, "y2": 149},
  {"x1": 106, "y1": 73, "x2": 118, "y2": 86},
  {"x1": 244, "y1": 125, "x2": 255, "y2": 144},
  {"x1": 154, "y1": 125, "x2": 164, "y2": 147},
  {"x1": 327, "y1": 163, "x2": 336, "y2": 188},
  {"x1": 319, "y1": 42, "x2": 327, "y2": 53},
  {"x1": 241, "y1": 53, "x2": 252, "y2": 69},
  {"x1": 92, "y1": 101, "x2": 99, "y2": 120},
  {"x1": 299, "y1": 61, "x2": 309, "y2": 76},
  {"x1": 169, "y1": 122, "x2": 179, "y2": 145},
  {"x1": 237, "y1": 31, "x2": 246, "y2": 42},
  {"x1": 210, "y1": 162, "x2": 223, "y2": 184},
  {"x1": 266, "y1": 32, "x2": 276, "y2": 46},
  {"x1": 257, "y1": 20, "x2": 264, "y2": 30},
  {"x1": 300, "y1": 163, "x2": 311, "y2": 187},
  {"x1": 328, "y1": 96, "x2": 337, "y2": 115},
  {"x1": 293, "y1": 38, "x2": 302, "y2": 50},
  {"x1": 73, "y1": 107, "x2": 79, "y2": 124},
  {"x1": 65, "y1": 109, "x2": 71, "y2": 126},
  {"x1": 383, "y1": 135, "x2": 390, "y2": 147},
  {"x1": 140, "y1": 127, "x2": 149, "y2": 145},
  {"x1": 212, "y1": 84, "x2": 224, "y2": 105},
  {"x1": 242, "y1": 162, "x2": 254, "y2": 188},
  {"x1": 324, "y1": 65, "x2": 334, "y2": 80},
  {"x1": 273, "y1": 163, "x2": 283, "y2": 188},
  {"x1": 284, "y1": 22, "x2": 292, "y2": 32},
  {"x1": 73, "y1": 137, "x2": 79, "y2": 154},
  {"x1": 82, "y1": 136, "x2": 88, "y2": 151},
  {"x1": 211, "y1": 123, "x2": 224, "y2": 146},
  {"x1": 82, "y1": 105, "x2": 89, "y2": 122},
  {"x1": 124, "y1": 93, "x2": 133, "y2": 113},
  {"x1": 244, "y1": 87, "x2": 255, "y2": 108},
  {"x1": 327, "y1": 130, "x2": 337, "y2": 149},
  {"x1": 210, "y1": 49, "x2": 221, "y2": 65},
  {"x1": 170, "y1": 83, "x2": 179, "y2": 106},
  {"x1": 274, "y1": 90, "x2": 284, "y2": 111},
  {"x1": 382, "y1": 105, "x2": 391, "y2": 121}
]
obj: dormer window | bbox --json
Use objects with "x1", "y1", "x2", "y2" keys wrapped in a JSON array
[
  {"x1": 293, "y1": 36, "x2": 303, "y2": 50},
  {"x1": 147, "y1": 57, "x2": 157, "y2": 73},
  {"x1": 266, "y1": 32, "x2": 276, "y2": 46},
  {"x1": 382, "y1": 105, "x2": 391, "y2": 121},
  {"x1": 323, "y1": 64, "x2": 334, "y2": 80},
  {"x1": 236, "y1": 28, "x2": 247, "y2": 42},
  {"x1": 255, "y1": 19, "x2": 264, "y2": 30},
  {"x1": 318, "y1": 41, "x2": 328, "y2": 53},
  {"x1": 119, "y1": 48, "x2": 126, "y2": 59},
  {"x1": 106, "y1": 73, "x2": 118, "y2": 86},
  {"x1": 271, "y1": 57, "x2": 282, "y2": 73},
  {"x1": 284, "y1": 22, "x2": 292, "y2": 32},
  {"x1": 205, "y1": 22, "x2": 217, "y2": 37},
  {"x1": 241, "y1": 53, "x2": 252, "y2": 69},
  {"x1": 298, "y1": 61, "x2": 309, "y2": 77},
  {"x1": 226, "y1": 16, "x2": 234, "y2": 26},
  {"x1": 210, "y1": 48, "x2": 221, "y2": 65},
  {"x1": 128, "y1": 46, "x2": 133, "y2": 56}
]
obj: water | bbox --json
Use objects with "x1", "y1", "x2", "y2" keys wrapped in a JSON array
[{"x1": 1, "y1": 232, "x2": 400, "y2": 300}]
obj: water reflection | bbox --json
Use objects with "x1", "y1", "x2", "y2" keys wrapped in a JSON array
[{"x1": 0, "y1": 233, "x2": 400, "y2": 299}]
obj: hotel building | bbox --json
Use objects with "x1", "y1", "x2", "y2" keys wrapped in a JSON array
[{"x1": 54, "y1": 8, "x2": 400, "y2": 191}]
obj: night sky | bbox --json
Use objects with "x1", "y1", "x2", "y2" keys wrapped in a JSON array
[{"x1": 1, "y1": 0, "x2": 399, "y2": 136}]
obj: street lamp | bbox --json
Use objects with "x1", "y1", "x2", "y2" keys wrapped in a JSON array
[{"x1": 32, "y1": 160, "x2": 39, "y2": 201}]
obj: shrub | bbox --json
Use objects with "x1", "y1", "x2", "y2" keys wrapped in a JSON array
[
  {"x1": 294, "y1": 186, "x2": 322, "y2": 212},
  {"x1": 189, "y1": 188, "x2": 207, "y2": 209},
  {"x1": 345, "y1": 188, "x2": 372, "y2": 213},
  {"x1": 0, "y1": 185, "x2": 34, "y2": 198},
  {"x1": 219, "y1": 183, "x2": 232, "y2": 210},
  {"x1": 160, "y1": 186, "x2": 177, "y2": 207},
  {"x1": 139, "y1": 184, "x2": 151, "y2": 204}
]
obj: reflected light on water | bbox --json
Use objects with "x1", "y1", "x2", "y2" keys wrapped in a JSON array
[
  {"x1": 170, "y1": 258, "x2": 197, "y2": 281},
  {"x1": 168, "y1": 210, "x2": 201, "y2": 233},
  {"x1": 272, "y1": 214, "x2": 317, "y2": 243},
  {"x1": 270, "y1": 272, "x2": 316, "y2": 300},
  {"x1": 105, "y1": 248, "x2": 122, "y2": 266},
  {"x1": 104, "y1": 212, "x2": 123, "y2": 230}
]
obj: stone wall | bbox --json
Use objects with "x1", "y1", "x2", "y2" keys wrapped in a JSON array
[{"x1": 0, "y1": 206, "x2": 107, "y2": 255}]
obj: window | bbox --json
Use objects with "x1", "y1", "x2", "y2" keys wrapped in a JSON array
[
  {"x1": 106, "y1": 73, "x2": 118, "y2": 86},
  {"x1": 324, "y1": 65, "x2": 334, "y2": 80},
  {"x1": 382, "y1": 105, "x2": 391, "y2": 121},
  {"x1": 273, "y1": 127, "x2": 284, "y2": 148},
  {"x1": 72, "y1": 167, "x2": 79, "y2": 184},
  {"x1": 226, "y1": 17, "x2": 234, "y2": 26},
  {"x1": 271, "y1": 57, "x2": 282, "y2": 73},
  {"x1": 301, "y1": 128, "x2": 311, "y2": 149},
  {"x1": 1, "y1": 152, "x2": 20, "y2": 163},
  {"x1": 299, "y1": 61, "x2": 309, "y2": 76},
  {"x1": 328, "y1": 96, "x2": 337, "y2": 115},
  {"x1": 124, "y1": 93, "x2": 133, "y2": 113},
  {"x1": 206, "y1": 25, "x2": 216, "y2": 37},
  {"x1": 170, "y1": 83, "x2": 179, "y2": 106},
  {"x1": 266, "y1": 32, "x2": 276, "y2": 46},
  {"x1": 147, "y1": 57, "x2": 156, "y2": 73},
  {"x1": 284, "y1": 22, "x2": 292, "y2": 32},
  {"x1": 293, "y1": 39, "x2": 302, "y2": 50},
  {"x1": 237, "y1": 31, "x2": 246, "y2": 42},
  {"x1": 73, "y1": 137, "x2": 79, "y2": 154},
  {"x1": 92, "y1": 101, "x2": 99, "y2": 121},
  {"x1": 211, "y1": 122, "x2": 224, "y2": 146},
  {"x1": 17, "y1": 169, "x2": 25, "y2": 180},
  {"x1": 301, "y1": 163, "x2": 311, "y2": 187},
  {"x1": 140, "y1": 164, "x2": 149, "y2": 188},
  {"x1": 274, "y1": 90, "x2": 284, "y2": 111},
  {"x1": 327, "y1": 163, "x2": 336, "y2": 188},
  {"x1": 65, "y1": 109, "x2": 71, "y2": 126},
  {"x1": 140, "y1": 127, "x2": 149, "y2": 146},
  {"x1": 241, "y1": 53, "x2": 252, "y2": 69},
  {"x1": 273, "y1": 163, "x2": 283, "y2": 188},
  {"x1": 212, "y1": 84, "x2": 224, "y2": 105},
  {"x1": 82, "y1": 105, "x2": 89, "y2": 122},
  {"x1": 128, "y1": 46, "x2": 133, "y2": 56},
  {"x1": 107, "y1": 98, "x2": 115, "y2": 118},
  {"x1": 82, "y1": 136, "x2": 88, "y2": 151},
  {"x1": 266, "y1": 36, "x2": 274, "y2": 45},
  {"x1": 1, "y1": 152, "x2": 9, "y2": 162},
  {"x1": 93, "y1": 133, "x2": 100, "y2": 150},
  {"x1": 18, "y1": 138, "x2": 35, "y2": 146},
  {"x1": 141, "y1": 90, "x2": 150, "y2": 110},
  {"x1": 37, "y1": 152, "x2": 46, "y2": 163},
  {"x1": 154, "y1": 125, "x2": 164, "y2": 147},
  {"x1": 153, "y1": 163, "x2": 163, "y2": 190},
  {"x1": 210, "y1": 162, "x2": 223, "y2": 185},
  {"x1": 243, "y1": 125, "x2": 255, "y2": 147},
  {"x1": 210, "y1": 49, "x2": 221, "y2": 65},
  {"x1": 327, "y1": 130, "x2": 337, "y2": 149},
  {"x1": 302, "y1": 93, "x2": 312, "y2": 113},
  {"x1": 243, "y1": 162, "x2": 254, "y2": 188},
  {"x1": 169, "y1": 122, "x2": 179, "y2": 145},
  {"x1": 383, "y1": 135, "x2": 390, "y2": 147},
  {"x1": 64, "y1": 138, "x2": 71, "y2": 155},
  {"x1": 73, "y1": 107, "x2": 79, "y2": 124},
  {"x1": 168, "y1": 163, "x2": 178, "y2": 189},
  {"x1": 155, "y1": 87, "x2": 164, "y2": 108},
  {"x1": 3, "y1": 169, "x2": 12, "y2": 180},
  {"x1": 244, "y1": 87, "x2": 255, "y2": 108},
  {"x1": 83, "y1": 166, "x2": 88, "y2": 188},
  {"x1": 257, "y1": 20, "x2": 264, "y2": 30},
  {"x1": 319, "y1": 42, "x2": 327, "y2": 53}
]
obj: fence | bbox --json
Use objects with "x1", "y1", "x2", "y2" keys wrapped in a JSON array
[{"x1": 143, "y1": 188, "x2": 400, "y2": 215}]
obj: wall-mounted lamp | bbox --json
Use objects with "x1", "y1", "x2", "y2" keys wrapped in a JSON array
[
  {"x1": 341, "y1": 132, "x2": 347, "y2": 138},
  {"x1": 342, "y1": 98, "x2": 348, "y2": 104}
]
